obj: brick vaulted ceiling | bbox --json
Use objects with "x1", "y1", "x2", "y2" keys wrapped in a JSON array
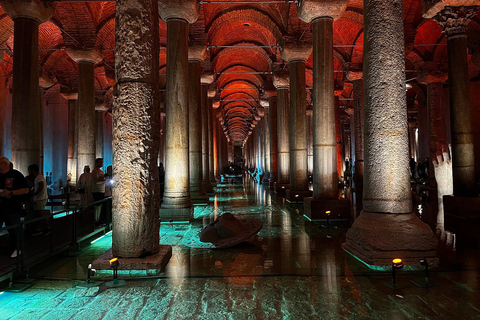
[{"x1": 1, "y1": 1, "x2": 480, "y2": 142}]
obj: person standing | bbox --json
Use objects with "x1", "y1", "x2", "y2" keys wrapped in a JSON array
[
  {"x1": 91, "y1": 158, "x2": 106, "y2": 224},
  {"x1": 28, "y1": 164, "x2": 50, "y2": 235},
  {"x1": 0, "y1": 156, "x2": 30, "y2": 258},
  {"x1": 77, "y1": 165, "x2": 93, "y2": 207}
]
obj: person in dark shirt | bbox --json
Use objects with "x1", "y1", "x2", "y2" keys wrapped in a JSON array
[{"x1": 0, "y1": 156, "x2": 30, "y2": 258}]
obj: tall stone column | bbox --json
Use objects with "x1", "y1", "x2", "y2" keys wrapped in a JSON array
[
  {"x1": 268, "y1": 95, "x2": 278, "y2": 186},
  {"x1": 281, "y1": 43, "x2": 313, "y2": 202},
  {"x1": 208, "y1": 91, "x2": 216, "y2": 186},
  {"x1": 67, "y1": 49, "x2": 103, "y2": 179},
  {"x1": 1, "y1": 0, "x2": 54, "y2": 174},
  {"x1": 112, "y1": 0, "x2": 161, "y2": 257},
  {"x1": 95, "y1": 111, "x2": 104, "y2": 159},
  {"x1": 306, "y1": 109, "x2": 313, "y2": 177},
  {"x1": 298, "y1": 2, "x2": 351, "y2": 217},
  {"x1": 261, "y1": 99, "x2": 271, "y2": 184},
  {"x1": 212, "y1": 101, "x2": 219, "y2": 178},
  {"x1": 61, "y1": 91, "x2": 78, "y2": 187},
  {"x1": 426, "y1": 4, "x2": 478, "y2": 196},
  {"x1": 188, "y1": 46, "x2": 208, "y2": 204},
  {"x1": 201, "y1": 73, "x2": 215, "y2": 195},
  {"x1": 273, "y1": 73, "x2": 290, "y2": 193},
  {"x1": 344, "y1": 0, "x2": 437, "y2": 266},
  {"x1": 416, "y1": 62, "x2": 448, "y2": 180},
  {"x1": 346, "y1": 70, "x2": 364, "y2": 212},
  {"x1": 159, "y1": 0, "x2": 199, "y2": 221}
]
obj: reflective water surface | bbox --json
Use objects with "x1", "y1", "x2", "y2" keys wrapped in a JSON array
[{"x1": 1, "y1": 175, "x2": 479, "y2": 319}]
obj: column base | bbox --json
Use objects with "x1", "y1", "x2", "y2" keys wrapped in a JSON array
[
  {"x1": 159, "y1": 206, "x2": 193, "y2": 222},
  {"x1": 443, "y1": 195, "x2": 480, "y2": 238},
  {"x1": 343, "y1": 211, "x2": 438, "y2": 267},
  {"x1": 285, "y1": 189, "x2": 313, "y2": 202},
  {"x1": 304, "y1": 197, "x2": 350, "y2": 220},
  {"x1": 203, "y1": 182, "x2": 215, "y2": 195},
  {"x1": 261, "y1": 173, "x2": 270, "y2": 184},
  {"x1": 190, "y1": 191, "x2": 209, "y2": 206},
  {"x1": 92, "y1": 245, "x2": 172, "y2": 271},
  {"x1": 274, "y1": 183, "x2": 289, "y2": 194}
]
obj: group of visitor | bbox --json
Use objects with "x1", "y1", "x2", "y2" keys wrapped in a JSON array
[{"x1": 0, "y1": 156, "x2": 49, "y2": 258}]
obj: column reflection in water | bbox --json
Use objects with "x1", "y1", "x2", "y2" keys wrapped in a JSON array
[
  {"x1": 296, "y1": 221, "x2": 311, "y2": 275},
  {"x1": 166, "y1": 247, "x2": 190, "y2": 288},
  {"x1": 213, "y1": 194, "x2": 218, "y2": 220},
  {"x1": 320, "y1": 246, "x2": 340, "y2": 314},
  {"x1": 280, "y1": 209, "x2": 293, "y2": 273}
]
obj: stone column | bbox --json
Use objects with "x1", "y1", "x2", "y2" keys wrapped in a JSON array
[
  {"x1": 208, "y1": 91, "x2": 216, "y2": 186},
  {"x1": 159, "y1": 0, "x2": 199, "y2": 221},
  {"x1": 0, "y1": 0, "x2": 54, "y2": 174},
  {"x1": 159, "y1": 111, "x2": 166, "y2": 165},
  {"x1": 188, "y1": 46, "x2": 208, "y2": 204},
  {"x1": 298, "y1": 0, "x2": 348, "y2": 213},
  {"x1": 417, "y1": 63, "x2": 449, "y2": 180},
  {"x1": 112, "y1": 0, "x2": 161, "y2": 257},
  {"x1": 95, "y1": 111, "x2": 104, "y2": 159},
  {"x1": 306, "y1": 109, "x2": 313, "y2": 177},
  {"x1": 273, "y1": 73, "x2": 290, "y2": 193},
  {"x1": 280, "y1": 43, "x2": 313, "y2": 202},
  {"x1": 268, "y1": 95, "x2": 278, "y2": 186},
  {"x1": 201, "y1": 73, "x2": 215, "y2": 195},
  {"x1": 212, "y1": 100, "x2": 219, "y2": 178},
  {"x1": 67, "y1": 49, "x2": 103, "y2": 179},
  {"x1": 344, "y1": 0, "x2": 437, "y2": 266},
  {"x1": 347, "y1": 72, "x2": 364, "y2": 212},
  {"x1": 61, "y1": 91, "x2": 78, "y2": 187},
  {"x1": 261, "y1": 99, "x2": 271, "y2": 184},
  {"x1": 426, "y1": 4, "x2": 478, "y2": 196}
]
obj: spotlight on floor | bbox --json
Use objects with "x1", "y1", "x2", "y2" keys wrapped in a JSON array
[
  {"x1": 106, "y1": 258, "x2": 126, "y2": 288},
  {"x1": 76, "y1": 264, "x2": 103, "y2": 288},
  {"x1": 392, "y1": 258, "x2": 404, "y2": 289},
  {"x1": 326, "y1": 211, "x2": 331, "y2": 228}
]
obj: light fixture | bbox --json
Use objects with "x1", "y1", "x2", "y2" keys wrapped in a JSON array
[{"x1": 392, "y1": 258, "x2": 404, "y2": 288}]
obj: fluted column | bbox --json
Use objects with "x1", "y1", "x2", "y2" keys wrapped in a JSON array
[
  {"x1": 281, "y1": 43, "x2": 313, "y2": 202},
  {"x1": 1, "y1": 0, "x2": 54, "y2": 174},
  {"x1": 273, "y1": 73, "x2": 290, "y2": 193},
  {"x1": 159, "y1": 0, "x2": 199, "y2": 221},
  {"x1": 188, "y1": 47, "x2": 208, "y2": 204},
  {"x1": 344, "y1": 0, "x2": 437, "y2": 266},
  {"x1": 67, "y1": 49, "x2": 103, "y2": 179},
  {"x1": 201, "y1": 73, "x2": 215, "y2": 195},
  {"x1": 427, "y1": 4, "x2": 478, "y2": 196},
  {"x1": 112, "y1": 0, "x2": 161, "y2": 257}
]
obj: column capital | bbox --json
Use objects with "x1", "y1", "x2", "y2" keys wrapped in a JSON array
[
  {"x1": 422, "y1": 0, "x2": 480, "y2": 18},
  {"x1": 0, "y1": 0, "x2": 54, "y2": 23},
  {"x1": 273, "y1": 72, "x2": 290, "y2": 89},
  {"x1": 306, "y1": 109, "x2": 313, "y2": 116},
  {"x1": 345, "y1": 62, "x2": 363, "y2": 81},
  {"x1": 188, "y1": 45, "x2": 207, "y2": 62},
  {"x1": 207, "y1": 89, "x2": 216, "y2": 98},
  {"x1": 95, "y1": 102, "x2": 108, "y2": 112},
  {"x1": 280, "y1": 42, "x2": 312, "y2": 62},
  {"x1": 297, "y1": 0, "x2": 348, "y2": 23},
  {"x1": 60, "y1": 89, "x2": 78, "y2": 101},
  {"x1": 416, "y1": 62, "x2": 448, "y2": 84},
  {"x1": 158, "y1": 0, "x2": 200, "y2": 24},
  {"x1": 260, "y1": 99, "x2": 269, "y2": 107},
  {"x1": 201, "y1": 72, "x2": 215, "y2": 85},
  {"x1": 66, "y1": 48, "x2": 103, "y2": 64},
  {"x1": 433, "y1": 5, "x2": 478, "y2": 36},
  {"x1": 212, "y1": 100, "x2": 220, "y2": 109}
]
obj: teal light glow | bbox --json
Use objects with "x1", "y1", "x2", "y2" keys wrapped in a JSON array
[
  {"x1": 343, "y1": 248, "x2": 422, "y2": 271},
  {"x1": 91, "y1": 231, "x2": 112, "y2": 244},
  {"x1": 160, "y1": 221, "x2": 190, "y2": 225}
]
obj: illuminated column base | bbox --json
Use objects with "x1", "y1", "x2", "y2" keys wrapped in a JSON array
[
  {"x1": 343, "y1": 211, "x2": 438, "y2": 266},
  {"x1": 285, "y1": 189, "x2": 312, "y2": 203},
  {"x1": 304, "y1": 198, "x2": 350, "y2": 220},
  {"x1": 273, "y1": 182, "x2": 289, "y2": 195}
]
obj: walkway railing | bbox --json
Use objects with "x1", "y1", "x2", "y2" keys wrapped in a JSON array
[{"x1": 0, "y1": 194, "x2": 112, "y2": 283}]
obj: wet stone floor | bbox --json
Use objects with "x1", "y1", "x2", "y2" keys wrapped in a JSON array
[{"x1": 1, "y1": 177, "x2": 480, "y2": 319}]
